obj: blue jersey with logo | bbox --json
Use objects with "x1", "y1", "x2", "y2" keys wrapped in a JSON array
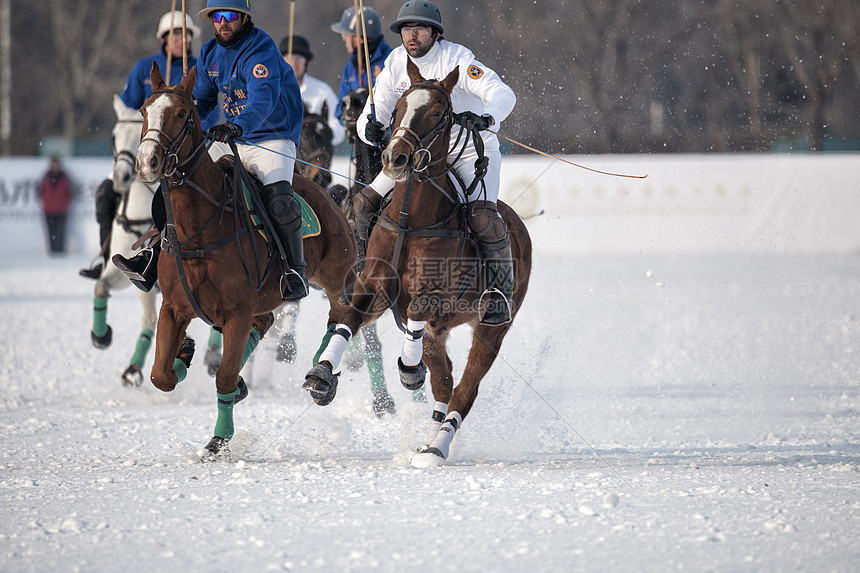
[
  {"x1": 194, "y1": 27, "x2": 303, "y2": 146},
  {"x1": 335, "y1": 38, "x2": 393, "y2": 120}
]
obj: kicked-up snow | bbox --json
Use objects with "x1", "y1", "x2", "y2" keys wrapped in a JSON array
[{"x1": 1, "y1": 221, "x2": 859, "y2": 571}]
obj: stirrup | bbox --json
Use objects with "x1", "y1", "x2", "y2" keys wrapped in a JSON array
[
  {"x1": 113, "y1": 248, "x2": 153, "y2": 282},
  {"x1": 79, "y1": 260, "x2": 103, "y2": 280},
  {"x1": 479, "y1": 288, "x2": 513, "y2": 326},
  {"x1": 280, "y1": 268, "x2": 308, "y2": 301}
]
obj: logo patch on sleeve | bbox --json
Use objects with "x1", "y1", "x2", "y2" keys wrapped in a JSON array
[
  {"x1": 252, "y1": 64, "x2": 269, "y2": 78},
  {"x1": 467, "y1": 65, "x2": 484, "y2": 79}
]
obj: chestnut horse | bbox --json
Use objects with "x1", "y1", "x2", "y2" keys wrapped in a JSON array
[
  {"x1": 135, "y1": 63, "x2": 356, "y2": 457},
  {"x1": 304, "y1": 60, "x2": 532, "y2": 467}
]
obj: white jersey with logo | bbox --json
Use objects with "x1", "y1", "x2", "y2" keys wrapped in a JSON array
[
  {"x1": 357, "y1": 40, "x2": 516, "y2": 156},
  {"x1": 300, "y1": 74, "x2": 345, "y2": 146}
]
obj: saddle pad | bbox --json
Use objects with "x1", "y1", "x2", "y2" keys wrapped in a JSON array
[{"x1": 241, "y1": 180, "x2": 321, "y2": 239}]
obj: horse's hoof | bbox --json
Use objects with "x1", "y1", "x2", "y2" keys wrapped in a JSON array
[
  {"x1": 199, "y1": 436, "x2": 231, "y2": 461},
  {"x1": 411, "y1": 447, "x2": 446, "y2": 468},
  {"x1": 233, "y1": 377, "x2": 249, "y2": 404},
  {"x1": 372, "y1": 391, "x2": 396, "y2": 418},
  {"x1": 398, "y1": 358, "x2": 427, "y2": 391},
  {"x1": 91, "y1": 326, "x2": 113, "y2": 350},
  {"x1": 276, "y1": 334, "x2": 297, "y2": 363},
  {"x1": 122, "y1": 364, "x2": 143, "y2": 387},
  {"x1": 176, "y1": 337, "x2": 195, "y2": 367},
  {"x1": 303, "y1": 364, "x2": 339, "y2": 406},
  {"x1": 204, "y1": 345, "x2": 221, "y2": 377}
]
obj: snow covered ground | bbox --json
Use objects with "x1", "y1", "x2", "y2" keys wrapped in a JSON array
[{"x1": 2, "y1": 211, "x2": 859, "y2": 571}]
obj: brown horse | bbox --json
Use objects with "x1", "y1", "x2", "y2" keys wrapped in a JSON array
[
  {"x1": 135, "y1": 63, "x2": 356, "y2": 457},
  {"x1": 304, "y1": 60, "x2": 532, "y2": 467}
]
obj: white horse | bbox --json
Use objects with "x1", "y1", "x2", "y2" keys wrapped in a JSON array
[{"x1": 90, "y1": 95, "x2": 160, "y2": 387}]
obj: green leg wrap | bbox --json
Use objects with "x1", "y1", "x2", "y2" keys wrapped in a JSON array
[
  {"x1": 208, "y1": 327, "x2": 222, "y2": 349},
  {"x1": 172, "y1": 357, "x2": 189, "y2": 383},
  {"x1": 214, "y1": 388, "x2": 240, "y2": 439},
  {"x1": 130, "y1": 328, "x2": 154, "y2": 368},
  {"x1": 92, "y1": 296, "x2": 109, "y2": 338},
  {"x1": 366, "y1": 350, "x2": 387, "y2": 394},
  {"x1": 241, "y1": 328, "x2": 261, "y2": 369},
  {"x1": 313, "y1": 323, "x2": 338, "y2": 365}
]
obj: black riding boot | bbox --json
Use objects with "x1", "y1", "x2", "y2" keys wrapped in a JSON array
[
  {"x1": 470, "y1": 201, "x2": 515, "y2": 326},
  {"x1": 113, "y1": 242, "x2": 160, "y2": 293},
  {"x1": 260, "y1": 181, "x2": 308, "y2": 301},
  {"x1": 80, "y1": 179, "x2": 119, "y2": 280},
  {"x1": 338, "y1": 186, "x2": 382, "y2": 305}
]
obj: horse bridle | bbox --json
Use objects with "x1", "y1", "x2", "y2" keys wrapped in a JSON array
[
  {"x1": 139, "y1": 88, "x2": 202, "y2": 179},
  {"x1": 389, "y1": 81, "x2": 454, "y2": 174},
  {"x1": 112, "y1": 117, "x2": 144, "y2": 173}
]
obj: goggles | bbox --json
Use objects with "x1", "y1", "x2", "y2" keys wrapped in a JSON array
[{"x1": 210, "y1": 10, "x2": 241, "y2": 23}]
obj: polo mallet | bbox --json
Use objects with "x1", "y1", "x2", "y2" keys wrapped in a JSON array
[
  {"x1": 358, "y1": 0, "x2": 376, "y2": 124},
  {"x1": 165, "y1": 0, "x2": 176, "y2": 81},
  {"x1": 352, "y1": 0, "x2": 364, "y2": 85}
]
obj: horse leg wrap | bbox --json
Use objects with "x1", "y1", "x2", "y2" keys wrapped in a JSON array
[
  {"x1": 362, "y1": 325, "x2": 387, "y2": 393},
  {"x1": 425, "y1": 411, "x2": 462, "y2": 460},
  {"x1": 240, "y1": 328, "x2": 262, "y2": 370},
  {"x1": 317, "y1": 324, "x2": 352, "y2": 373},
  {"x1": 400, "y1": 319, "x2": 426, "y2": 367},
  {"x1": 426, "y1": 402, "x2": 449, "y2": 444},
  {"x1": 130, "y1": 328, "x2": 154, "y2": 368},
  {"x1": 207, "y1": 327, "x2": 222, "y2": 349},
  {"x1": 92, "y1": 296, "x2": 109, "y2": 338},
  {"x1": 214, "y1": 387, "x2": 241, "y2": 440}
]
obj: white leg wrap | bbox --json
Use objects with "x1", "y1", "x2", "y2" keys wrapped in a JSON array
[
  {"x1": 427, "y1": 411, "x2": 462, "y2": 460},
  {"x1": 317, "y1": 324, "x2": 352, "y2": 373},
  {"x1": 400, "y1": 319, "x2": 426, "y2": 367},
  {"x1": 426, "y1": 401, "x2": 449, "y2": 445}
]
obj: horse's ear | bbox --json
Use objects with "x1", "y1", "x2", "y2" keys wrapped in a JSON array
[
  {"x1": 406, "y1": 58, "x2": 425, "y2": 84},
  {"x1": 321, "y1": 100, "x2": 329, "y2": 118},
  {"x1": 150, "y1": 62, "x2": 166, "y2": 91},
  {"x1": 179, "y1": 65, "x2": 196, "y2": 95},
  {"x1": 440, "y1": 66, "x2": 459, "y2": 94}
]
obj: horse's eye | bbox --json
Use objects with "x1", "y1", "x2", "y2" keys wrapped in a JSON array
[
  {"x1": 433, "y1": 111, "x2": 443, "y2": 117},
  {"x1": 178, "y1": 109, "x2": 187, "y2": 118}
]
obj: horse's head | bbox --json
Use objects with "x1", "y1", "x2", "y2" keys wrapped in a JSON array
[
  {"x1": 341, "y1": 86, "x2": 369, "y2": 141},
  {"x1": 297, "y1": 102, "x2": 334, "y2": 186},
  {"x1": 111, "y1": 94, "x2": 144, "y2": 193},
  {"x1": 382, "y1": 59, "x2": 458, "y2": 182},
  {"x1": 136, "y1": 63, "x2": 200, "y2": 185}
]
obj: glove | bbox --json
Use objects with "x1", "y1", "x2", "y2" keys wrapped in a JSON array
[
  {"x1": 455, "y1": 111, "x2": 493, "y2": 131},
  {"x1": 208, "y1": 122, "x2": 243, "y2": 143},
  {"x1": 364, "y1": 115, "x2": 386, "y2": 144}
]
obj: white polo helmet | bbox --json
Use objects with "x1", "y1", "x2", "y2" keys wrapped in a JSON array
[{"x1": 157, "y1": 11, "x2": 201, "y2": 40}]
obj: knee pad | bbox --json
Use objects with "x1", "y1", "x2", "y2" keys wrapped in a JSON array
[{"x1": 468, "y1": 201, "x2": 508, "y2": 244}]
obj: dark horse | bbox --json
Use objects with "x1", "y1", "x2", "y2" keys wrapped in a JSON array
[
  {"x1": 304, "y1": 60, "x2": 532, "y2": 467},
  {"x1": 296, "y1": 102, "x2": 334, "y2": 189},
  {"x1": 136, "y1": 64, "x2": 356, "y2": 457}
]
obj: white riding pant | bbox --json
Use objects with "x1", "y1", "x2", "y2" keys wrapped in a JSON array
[
  {"x1": 368, "y1": 147, "x2": 502, "y2": 204},
  {"x1": 208, "y1": 139, "x2": 296, "y2": 186}
]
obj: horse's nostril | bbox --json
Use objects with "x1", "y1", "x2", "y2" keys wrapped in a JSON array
[
  {"x1": 392, "y1": 153, "x2": 408, "y2": 168},
  {"x1": 149, "y1": 156, "x2": 158, "y2": 171}
]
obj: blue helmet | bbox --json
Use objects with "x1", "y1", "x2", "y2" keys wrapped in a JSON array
[
  {"x1": 331, "y1": 6, "x2": 383, "y2": 40},
  {"x1": 198, "y1": 0, "x2": 253, "y2": 20}
]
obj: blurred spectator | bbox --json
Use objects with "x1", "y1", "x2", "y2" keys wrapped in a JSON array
[{"x1": 39, "y1": 155, "x2": 73, "y2": 255}]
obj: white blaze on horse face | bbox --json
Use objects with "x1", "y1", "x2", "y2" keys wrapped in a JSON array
[
  {"x1": 383, "y1": 89, "x2": 433, "y2": 180},
  {"x1": 401, "y1": 89, "x2": 432, "y2": 132},
  {"x1": 136, "y1": 94, "x2": 172, "y2": 183}
]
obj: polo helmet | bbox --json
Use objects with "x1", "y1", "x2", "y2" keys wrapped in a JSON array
[
  {"x1": 389, "y1": 0, "x2": 443, "y2": 34},
  {"x1": 198, "y1": 0, "x2": 253, "y2": 20},
  {"x1": 157, "y1": 11, "x2": 201, "y2": 40},
  {"x1": 331, "y1": 6, "x2": 382, "y2": 40}
]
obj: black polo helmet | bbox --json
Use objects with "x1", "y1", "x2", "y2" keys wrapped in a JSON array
[{"x1": 279, "y1": 35, "x2": 313, "y2": 61}]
